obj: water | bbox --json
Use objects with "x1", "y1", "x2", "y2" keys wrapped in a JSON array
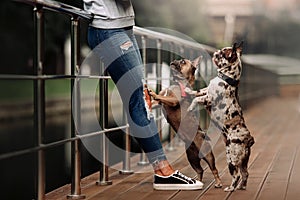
[{"x1": 0, "y1": 104, "x2": 135, "y2": 199}]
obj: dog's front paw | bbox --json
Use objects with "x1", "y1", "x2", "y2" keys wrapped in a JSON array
[
  {"x1": 184, "y1": 87, "x2": 197, "y2": 95},
  {"x1": 224, "y1": 186, "x2": 235, "y2": 192},
  {"x1": 187, "y1": 98, "x2": 199, "y2": 112},
  {"x1": 187, "y1": 104, "x2": 196, "y2": 112}
]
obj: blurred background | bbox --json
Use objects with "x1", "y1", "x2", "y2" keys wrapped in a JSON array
[
  {"x1": 0, "y1": 0, "x2": 300, "y2": 199},
  {"x1": 2, "y1": 0, "x2": 300, "y2": 74}
]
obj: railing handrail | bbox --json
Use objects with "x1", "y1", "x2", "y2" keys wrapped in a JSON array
[
  {"x1": 15, "y1": 0, "x2": 93, "y2": 20},
  {"x1": 15, "y1": 0, "x2": 216, "y2": 54},
  {"x1": 133, "y1": 26, "x2": 217, "y2": 53}
]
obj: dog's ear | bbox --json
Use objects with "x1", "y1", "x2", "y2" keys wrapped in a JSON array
[
  {"x1": 192, "y1": 56, "x2": 202, "y2": 69},
  {"x1": 232, "y1": 41, "x2": 243, "y2": 55},
  {"x1": 236, "y1": 41, "x2": 243, "y2": 55}
]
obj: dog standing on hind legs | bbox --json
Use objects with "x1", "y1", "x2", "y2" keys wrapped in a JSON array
[
  {"x1": 148, "y1": 57, "x2": 222, "y2": 188},
  {"x1": 187, "y1": 42, "x2": 255, "y2": 192}
]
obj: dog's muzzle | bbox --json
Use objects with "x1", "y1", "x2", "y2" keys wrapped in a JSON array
[{"x1": 170, "y1": 61, "x2": 181, "y2": 72}]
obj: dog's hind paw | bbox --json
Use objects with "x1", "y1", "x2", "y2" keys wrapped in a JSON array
[
  {"x1": 237, "y1": 185, "x2": 246, "y2": 190},
  {"x1": 224, "y1": 186, "x2": 235, "y2": 192},
  {"x1": 238, "y1": 186, "x2": 246, "y2": 190}
]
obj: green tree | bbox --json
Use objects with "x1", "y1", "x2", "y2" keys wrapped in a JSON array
[
  {"x1": 0, "y1": 0, "x2": 33, "y2": 74},
  {"x1": 0, "y1": 0, "x2": 86, "y2": 74},
  {"x1": 132, "y1": 0, "x2": 210, "y2": 43}
]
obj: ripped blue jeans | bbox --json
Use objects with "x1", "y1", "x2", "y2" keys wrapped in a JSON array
[{"x1": 87, "y1": 26, "x2": 166, "y2": 164}]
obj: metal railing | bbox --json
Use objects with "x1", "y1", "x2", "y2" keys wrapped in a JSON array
[
  {"x1": 1, "y1": 0, "x2": 214, "y2": 199},
  {"x1": 1, "y1": 0, "x2": 278, "y2": 200}
]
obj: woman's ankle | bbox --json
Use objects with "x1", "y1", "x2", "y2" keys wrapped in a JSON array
[{"x1": 153, "y1": 160, "x2": 175, "y2": 176}]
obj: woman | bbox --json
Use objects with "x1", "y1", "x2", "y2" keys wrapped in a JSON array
[{"x1": 83, "y1": 0, "x2": 203, "y2": 190}]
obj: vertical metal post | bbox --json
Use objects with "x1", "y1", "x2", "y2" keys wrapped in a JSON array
[
  {"x1": 189, "y1": 49, "x2": 194, "y2": 60},
  {"x1": 166, "y1": 43, "x2": 176, "y2": 152},
  {"x1": 174, "y1": 46, "x2": 186, "y2": 147},
  {"x1": 209, "y1": 54, "x2": 215, "y2": 128},
  {"x1": 156, "y1": 39, "x2": 162, "y2": 140},
  {"x1": 138, "y1": 36, "x2": 149, "y2": 166},
  {"x1": 119, "y1": 111, "x2": 134, "y2": 174},
  {"x1": 204, "y1": 57, "x2": 208, "y2": 81},
  {"x1": 33, "y1": 5, "x2": 45, "y2": 200},
  {"x1": 67, "y1": 16, "x2": 85, "y2": 199},
  {"x1": 180, "y1": 46, "x2": 185, "y2": 58},
  {"x1": 224, "y1": 14, "x2": 236, "y2": 44},
  {"x1": 210, "y1": 58, "x2": 214, "y2": 78},
  {"x1": 97, "y1": 64, "x2": 112, "y2": 185}
]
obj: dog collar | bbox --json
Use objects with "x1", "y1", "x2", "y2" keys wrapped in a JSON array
[{"x1": 217, "y1": 73, "x2": 240, "y2": 87}]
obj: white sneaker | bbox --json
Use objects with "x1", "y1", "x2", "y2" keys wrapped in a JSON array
[{"x1": 153, "y1": 170, "x2": 204, "y2": 190}]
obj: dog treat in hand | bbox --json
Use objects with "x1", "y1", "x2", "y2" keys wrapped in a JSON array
[{"x1": 144, "y1": 84, "x2": 152, "y2": 111}]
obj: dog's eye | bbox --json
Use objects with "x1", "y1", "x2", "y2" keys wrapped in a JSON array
[{"x1": 180, "y1": 59, "x2": 186, "y2": 64}]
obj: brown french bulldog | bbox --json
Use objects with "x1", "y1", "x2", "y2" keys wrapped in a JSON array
[{"x1": 148, "y1": 57, "x2": 222, "y2": 188}]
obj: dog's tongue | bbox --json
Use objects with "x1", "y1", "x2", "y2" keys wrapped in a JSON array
[{"x1": 178, "y1": 82, "x2": 187, "y2": 97}]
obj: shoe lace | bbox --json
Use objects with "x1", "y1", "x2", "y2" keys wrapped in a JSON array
[{"x1": 176, "y1": 171, "x2": 194, "y2": 182}]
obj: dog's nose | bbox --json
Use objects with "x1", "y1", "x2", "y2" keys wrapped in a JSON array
[
  {"x1": 170, "y1": 63, "x2": 181, "y2": 72},
  {"x1": 171, "y1": 59, "x2": 179, "y2": 65},
  {"x1": 171, "y1": 60, "x2": 180, "y2": 68}
]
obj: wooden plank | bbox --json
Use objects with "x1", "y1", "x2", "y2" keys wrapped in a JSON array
[
  {"x1": 285, "y1": 148, "x2": 300, "y2": 200},
  {"x1": 253, "y1": 98, "x2": 299, "y2": 200},
  {"x1": 88, "y1": 172, "x2": 153, "y2": 200},
  {"x1": 285, "y1": 103, "x2": 300, "y2": 200}
]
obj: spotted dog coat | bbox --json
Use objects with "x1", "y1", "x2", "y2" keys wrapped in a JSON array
[{"x1": 188, "y1": 42, "x2": 255, "y2": 192}]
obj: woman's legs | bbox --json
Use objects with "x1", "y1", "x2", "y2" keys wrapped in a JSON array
[
  {"x1": 87, "y1": 26, "x2": 174, "y2": 175},
  {"x1": 86, "y1": 26, "x2": 203, "y2": 190}
]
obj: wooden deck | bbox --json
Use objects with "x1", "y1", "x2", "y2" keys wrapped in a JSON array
[{"x1": 47, "y1": 96, "x2": 300, "y2": 200}]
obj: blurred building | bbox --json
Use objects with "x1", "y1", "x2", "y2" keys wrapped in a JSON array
[
  {"x1": 203, "y1": 0, "x2": 300, "y2": 45},
  {"x1": 203, "y1": 0, "x2": 256, "y2": 45},
  {"x1": 259, "y1": 0, "x2": 300, "y2": 20}
]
